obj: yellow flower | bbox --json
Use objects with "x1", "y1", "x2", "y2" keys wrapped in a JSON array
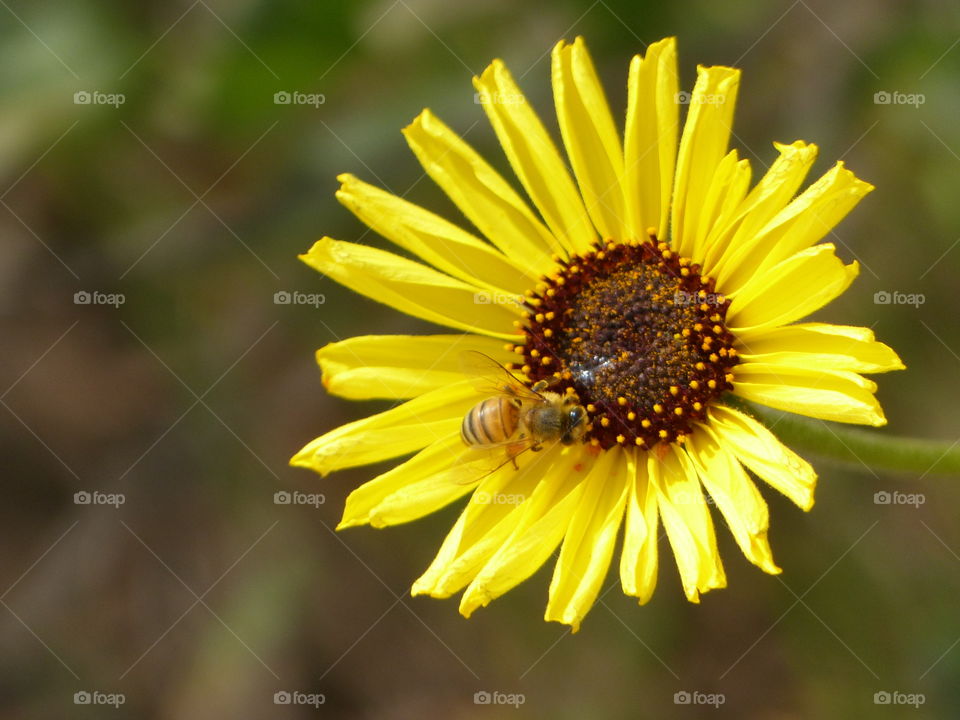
[{"x1": 292, "y1": 37, "x2": 904, "y2": 631}]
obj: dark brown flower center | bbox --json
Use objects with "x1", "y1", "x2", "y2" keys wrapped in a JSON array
[{"x1": 511, "y1": 236, "x2": 739, "y2": 450}]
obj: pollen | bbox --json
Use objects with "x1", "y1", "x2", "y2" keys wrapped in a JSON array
[{"x1": 520, "y1": 237, "x2": 740, "y2": 449}]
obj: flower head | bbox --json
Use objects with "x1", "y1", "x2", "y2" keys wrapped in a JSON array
[{"x1": 292, "y1": 37, "x2": 903, "y2": 631}]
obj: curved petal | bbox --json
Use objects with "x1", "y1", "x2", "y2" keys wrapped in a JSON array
[
  {"x1": 336, "y1": 174, "x2": 531, "y2": 294},
  {"x1": 474, "y1": 60, "x2": 595, "y2": 255},
  {"x1": 546, "y1": 447, "x2": 630, "y2": 631},
  {"x1": 693, "y1": 149, "x2": 752, "y2": 270},
  {"x1": 732, "y1": 162, "x2": 873, "y2": 283},
  {"x1": 708, "y1": 405, "x2": 817, "y2": 510},
  {"x1": 726, "y1": 244, "x2": 859, "y2": 332},
  {"x1": 732, "y1": 363, "x2": 886, "y2": 426},
  {"x1": 317, "y1": 334, "x2": 514, "y2": 400},
  {"x1": 300, "y1": 237, "x2": 523, "y2": 340},
  {"x1": 734, "y1": 323, "x2": 904, "y2": 375},
  {"x1": 624, "y1": 37, "x2": 679, "y2": 241},
  {"x1": 290, "y1": 379, "x2": 478, "y2": 475},
  {"x1": 619, "y1": 449, "x2": 660, "y2": 604},
  {"x1": 552, "y1": 37, "x2": 627, "y2": 241},
  {"x1": 412, "y1": 446, "x2": 565, "y2": 598},
  {"x1": 671, "y1": 65, "x2": 740, "y2": 258},
  {"x1": 403, "y1": 109, "x2": 562, "y2": 273},
  {"x1": 459, "y1": 448, "x2": 591, "y2": 617},
  {"x1": 712, "y1": 140, "x2": 819, "y2": 288},
  {"x1": 650, "y1": 445, "x2": 726, "y2": 602},
  {"x1": 687, "y1": 426, "x2": 780, "y2": 574},
  {"x1": 339, "y1": 433, "x2": 478, "y2": 529}
]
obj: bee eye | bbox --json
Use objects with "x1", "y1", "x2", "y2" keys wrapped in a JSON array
[{"x1": 560, "y1": 406, "x2": 586, "y2": 445}]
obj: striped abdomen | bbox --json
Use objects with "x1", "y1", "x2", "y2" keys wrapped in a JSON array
[{"x1": 461, "y1": 396, "x2": 520, "y2": 447}]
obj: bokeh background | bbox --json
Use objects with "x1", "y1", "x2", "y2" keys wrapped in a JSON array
[{"x1": 2, "y1": 0, "x2": 959, "y2": 717}]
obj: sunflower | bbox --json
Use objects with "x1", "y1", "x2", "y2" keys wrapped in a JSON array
[{"x1": 292, "y1": 37, "x2": 903, "y2": 631}]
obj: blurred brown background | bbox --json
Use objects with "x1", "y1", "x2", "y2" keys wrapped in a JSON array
[{"x1": 1, "y1": 0, "x2": 959, "y2": 717}]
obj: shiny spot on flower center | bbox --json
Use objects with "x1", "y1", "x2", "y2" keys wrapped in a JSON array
[{"x1": 511, "y1": 236, "x2": 740, "y2": 450}]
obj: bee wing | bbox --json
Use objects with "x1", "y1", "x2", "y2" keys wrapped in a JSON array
[{"x1": 458, "y1": 350, "x2": 546, "y2": 402}]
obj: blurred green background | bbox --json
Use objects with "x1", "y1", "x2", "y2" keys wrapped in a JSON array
[{"x1": 2, "y1": 0, "x2": 958, "y2": 717}]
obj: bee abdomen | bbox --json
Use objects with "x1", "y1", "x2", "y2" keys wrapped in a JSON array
[{"x1": 461, "y1": 396, "x2": 518, "y2": 447}]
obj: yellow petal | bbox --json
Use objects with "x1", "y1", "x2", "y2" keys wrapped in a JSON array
[
  {"x1": 624, "y1": 37, "x2": 679, "y2": 240},
  {"x1": 339, "y1": 433, "x2": 477, "y2": 529},
  {"x1": 336, "y1": 174, "x2": 531, "y2": 293},
  {"x1": 735, "y1": 323, "x2": 905, "y2": 375},
  {"x1": 619, "y1": 449, "x2": 659, "y2": 604},
  {"x1": 735, "y1": 162, "x2": 873, "y2": 281},
  {"x1": 300, "y1": 237, "x2": 522, "y2": 340},
  {"x1": 459, "y1": 449, "x2": 590, "y2": 617},
  {"x1": 290, "y1": 379, "x2": 478, "y2": 476},
  {"x1": 731, "y1": 363, "x2": 886, "y2": 426},
  {"x1": 552, "y1": 37, "x2": 627, "y2": 241},
  {"x1": 545, "y1": 447, "x2": 629, "y2": 631},
  {"x1": 693, "y1": 149, "x2": 752, "y2": 270},
  {"x1": 726, "y1": 244, "x2": 859, "y2": 332},
  {"x1": 671, "y1": 65, "x2": 740, "y2": 258},
  {"x1": 317, "y1": 334, "x2": 514, "y2": 400},
  {"x1": 712, "y1": 140, "x2": 820, "y2": 289},
  {"x1": 412, "y1": 446, "x2": 564, "y2": 597},
  {"x1": 473, "y1": 60, "x2": 595, "y2": 255},
  {"x1": 650, "y1": 445, "x2": 726, "y2": 602},
  {"x1": 708, "y1": 405, "x2": 816, "y2": 510},
  {"x1": 687, "y1": 426, "x2": 780, "y2": 574},
  {"x1": 403, "y1": 109, "x2": 562, "y2": 273}
]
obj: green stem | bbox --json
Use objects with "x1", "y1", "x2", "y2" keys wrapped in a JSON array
[{"x1": 742, "y1": 402, "x2": 960, "y2": 476}]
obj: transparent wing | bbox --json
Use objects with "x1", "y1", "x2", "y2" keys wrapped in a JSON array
[{"x1": 458, "y1": 350, "x2": 546, "y2": 401}]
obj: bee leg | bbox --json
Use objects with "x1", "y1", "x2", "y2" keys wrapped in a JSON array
[{"x1": 510, "y1": 456, "x2": 519, "y2": 470}]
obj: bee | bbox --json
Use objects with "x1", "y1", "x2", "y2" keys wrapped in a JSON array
[{"x1": 459, "y1": 352, "x2": 588, "y2": 473}]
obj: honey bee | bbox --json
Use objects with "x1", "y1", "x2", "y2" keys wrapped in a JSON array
[{"x1": 459, "y1": 352, "x2": 588, "y2": 474}]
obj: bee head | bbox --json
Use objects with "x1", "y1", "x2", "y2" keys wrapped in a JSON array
[{"x1": 560, "y1": 404, "x2": 587, "y2": 445}]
